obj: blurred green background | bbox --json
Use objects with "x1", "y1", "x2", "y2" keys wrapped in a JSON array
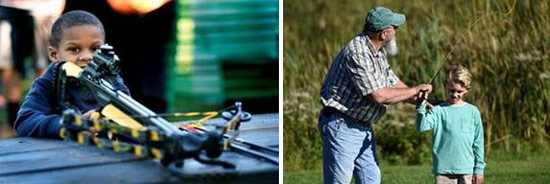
[
  {"x1": 283, "y1": 0, "x2": 549, "y2": 183},
  {"x1": 168, "y1": 0, "x2": 279, "y2": 113}
]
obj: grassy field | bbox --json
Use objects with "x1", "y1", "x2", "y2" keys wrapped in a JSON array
[
  {"x1": 284, "y1": 149, "x2": 550, "y2": 184},
  {"x1": 284, "y1": 0, "x2": 550, "y2": 172}
]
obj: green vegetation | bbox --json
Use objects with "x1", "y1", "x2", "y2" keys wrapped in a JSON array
[{"x1": 283, "y1": 0, "x2": 550, "y2": 172}]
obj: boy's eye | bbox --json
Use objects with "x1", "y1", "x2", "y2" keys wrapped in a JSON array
[{"x1": 68, "y1": 47, "x2": 80, "y2": 53}]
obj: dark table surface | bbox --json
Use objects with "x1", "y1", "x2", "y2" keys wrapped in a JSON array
[{"x1": 0, "y1": 113, "x2": 279, "y2": 184}]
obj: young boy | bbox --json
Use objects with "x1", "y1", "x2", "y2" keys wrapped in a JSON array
[
  {"x1": 416, "y1": 65, "x2": 485, "y2": 184},
  {"x1": 14, "y1": 10, "x2": 130, "y2": 138}
]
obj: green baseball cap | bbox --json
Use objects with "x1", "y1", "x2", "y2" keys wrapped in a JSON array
[{"x1": 365, "y1": 7, "x2": 405, "y2": 31}]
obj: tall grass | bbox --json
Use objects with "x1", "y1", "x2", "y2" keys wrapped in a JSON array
[{"x1": 283, "y1": 0, "x2": 550, "y2": 171}]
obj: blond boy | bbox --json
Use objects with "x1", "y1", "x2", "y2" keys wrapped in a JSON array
[{"x1": 416, "y1": 65, "x2": 485, "y2": 184}]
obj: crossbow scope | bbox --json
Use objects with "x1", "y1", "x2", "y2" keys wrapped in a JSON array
[{"x1": 86, "y1": 44, "x2": 121, "y2": 77}]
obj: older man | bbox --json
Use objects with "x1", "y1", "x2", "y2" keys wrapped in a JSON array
[{"x1": 318, "y1": 7, "x2": 433, "y2": 184}]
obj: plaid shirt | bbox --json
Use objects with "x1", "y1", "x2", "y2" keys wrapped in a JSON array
[{"x1": 320, "y1": 34, "x2": 399, "y2": 123}]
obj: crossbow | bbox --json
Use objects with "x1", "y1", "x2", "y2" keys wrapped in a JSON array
[{"x1": 54, "y1": 44, "x2": 278, "y2": 171}]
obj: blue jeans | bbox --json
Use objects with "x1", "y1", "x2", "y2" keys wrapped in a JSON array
[{"x1": 318, "y1": 108, "x2": 380, "y2": 184}]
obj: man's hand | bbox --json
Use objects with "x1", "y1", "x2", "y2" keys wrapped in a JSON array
[
  {"x1": 415, "y1": 84, "x2": 433, "y2": 94},
  {"x1": 473, "y1": 174, "x2": 484, "y2": 184}
]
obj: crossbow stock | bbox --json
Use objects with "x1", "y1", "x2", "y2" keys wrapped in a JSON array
[{"x1": 55, "y1": 44, "x2": 277, "y2": 172}]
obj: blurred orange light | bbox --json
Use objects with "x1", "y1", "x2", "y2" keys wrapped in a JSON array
[{"x1": 107, "y1": 0, "x2": 171, "y2": 15}]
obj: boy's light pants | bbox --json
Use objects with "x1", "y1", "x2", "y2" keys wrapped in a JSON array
[
  {"x1": 435, "y1": 174, "x2": 473, "y2": 184},
  {"x1": 318, "y1": 108, "x2": 380, "y2": 184}
]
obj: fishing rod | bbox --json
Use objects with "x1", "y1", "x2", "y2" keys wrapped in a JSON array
[{"x1": 419, "y1": 1, "x2": 517, "y2": 99}]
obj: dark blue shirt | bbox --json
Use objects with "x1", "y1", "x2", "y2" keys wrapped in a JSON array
[{"x1": 14, "y1": 62, "x2": 130, "y2": 138}]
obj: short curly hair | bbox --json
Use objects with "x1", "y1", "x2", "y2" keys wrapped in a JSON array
[
  {"x1": 49, "y1": 10, "x2": 105, "y2": 47},
  {"x1": 446, "y1": 65, "x2": 471, "y2": 90}
]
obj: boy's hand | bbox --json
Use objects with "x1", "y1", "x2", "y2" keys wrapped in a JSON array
[
  {"x1": 84, "y1": 110, "x2": 99, "y2": 136},
  {"x1": 413, "y1": 90, "x2": 430, "y2": 105},
  {"x1": 425, "y1": 101, "x2": 434, "y2": 109},
  {"x1": 419, "y1": 90, "x2": 429, "y2": 100},
  {"x1": 89, "y1": 127, "x2": 100, "y2": 137},
  {"x1": 413, "y1": 84, "x2": 431, "y2": 103},
  {"x1": 83, "y1": 110, "x2": 96, "y2": 118},
  {"x1": 473, "y1": 174, "x2": 483, "y2": 184}
]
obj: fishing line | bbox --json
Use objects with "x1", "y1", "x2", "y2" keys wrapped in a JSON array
[{"x1": 425, "y1": 0, "x2": 516, "y2": 85}]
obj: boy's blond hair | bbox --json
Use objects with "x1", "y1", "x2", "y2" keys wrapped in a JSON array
[{"x1": 446, "y1": 65, "x2": 471, "y2": 90}]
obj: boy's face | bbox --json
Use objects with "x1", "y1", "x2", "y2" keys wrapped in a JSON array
[
  {"x1": 48, "y1": 25, "x2": 105, "y2": 68},
  {"x1": 446, "y1": 82, "x2": 468, "y2": 104}
]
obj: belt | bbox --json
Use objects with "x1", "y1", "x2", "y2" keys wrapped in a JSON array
[
  {"x1": 322, "y1": 106, "x2": 338, "y2": 115},
  {"x1": 322, "y1": 106, "x2": 371, "y2": 125}
]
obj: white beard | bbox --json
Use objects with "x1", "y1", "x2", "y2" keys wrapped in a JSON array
[{"x1": 384, "y1": 37, "x2": 398, "y2": 56}]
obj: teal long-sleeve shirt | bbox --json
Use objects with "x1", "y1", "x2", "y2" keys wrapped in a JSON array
[{"x1": 416, "y1": 101, "x2": 485, "y2": 175}]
